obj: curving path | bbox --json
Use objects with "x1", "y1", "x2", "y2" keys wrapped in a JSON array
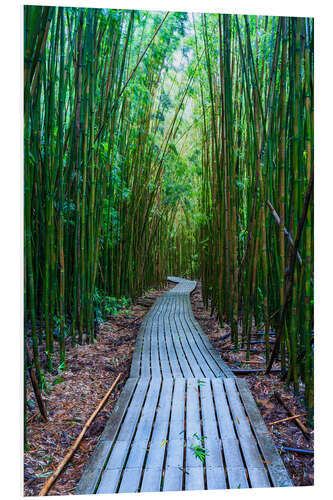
[{"x1": 76, "y1": 277, "x2": 292, "y2": 494}]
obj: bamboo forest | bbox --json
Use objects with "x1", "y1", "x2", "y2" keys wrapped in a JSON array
[{"x1": 24, "y1": 4, "x2": 314, "y2": 495}]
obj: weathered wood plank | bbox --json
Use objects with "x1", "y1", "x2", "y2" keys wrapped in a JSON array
[
  {"x1": 75, "y1": 440, "x2": 111, "y2": 495},
  {"x1": 200, "y1": 380, "x2": 220, "y2": 440},
  {"x1": 141, "y1": 467, "x2": 163, "y2": 492},
  {"x1": 178, "y1": 297, "x2": 215, "y2": 377},
  {"x1": 206, "y1": 466, "x2": 227, "y2": 490},
  {"x1": 185, "y1": 467, "x2": 205, "y2": 490},
  {"x1": 235, "y1": 378, "x2": 293, "y2": 486},
  {"x1": 164, "y1": 298, "x2": 187, "y2": 376},
  {"x1": 101, "y1": 377, "x2": 138, "y2": 441},
  {"x1": 211, "y1": 378, "x2": 237, "y2": 439},
  {"x1": 97, "y1": 467, "x2": 123, "y2": 494},
  {"x1": 235, "y1": 378, "x2": 271, "y2": 436},
  {"x1": 116, "y1": 378, "x2": 150, "y2": 441},
  {"x1": 157, "y1": 297, "x2": 173, "y2": 377},
  {"x1": 163, "y1": 466, "x2": 183, "y2": 491}
]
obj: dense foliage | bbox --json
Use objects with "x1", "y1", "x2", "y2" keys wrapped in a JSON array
[
  {"x1": 24, "y1": 5, "x2": 314, "y2": 433},
  {"x1": 194, "y1": 14, "x2": 314, "y2": 416}
]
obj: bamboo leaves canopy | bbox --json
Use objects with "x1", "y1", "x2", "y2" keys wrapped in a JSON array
[{"x1": 24, "y1": 7, "x2": 314, "y2": 424}]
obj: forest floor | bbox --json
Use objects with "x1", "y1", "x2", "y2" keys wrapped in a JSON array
[
  {"x1": 190, "y1": 282, "x2": 314, "y2": 487},
  {"x1": 24, "y1": 281, "x2": 174, "y2": 497},
  {"x1": 24, "y1": 279, "x2": 313, "y2": 496}
]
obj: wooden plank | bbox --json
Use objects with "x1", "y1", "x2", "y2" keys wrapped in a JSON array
[
  {"x1": 169, "y1": 378, "x2": 185, "y2": 434},
  {"x1": 235, "y1": 378, "x2": 293, "y2": 486},
  {"x1": 130, "y1": 331, "x2": 144, "y2": 378},
  {"x1": 163, "y1": 297, "x2": 185, "y2": 377},
  {"x1": 227, "y1": 468, "x2": 249, "y2": 489},
  {"x1": 164, "y1": 379, "x2": 185, "y2": 491},
  {"x1": 223, "y1": 378, "x2": 271, "y2": 487},
  {"x1": 267, "y1": 465, "x2": 293, "y2": 487},
  {"x1": 100, "y1": 379, "x2": 161, "y2": 494},
  {"x1": 163, "y1": 466, "x2": 183, "y2": 491},
  {"x1": 165, "y1": 439, "x2": 184, "y2": 468},
  {"x1": 235, "y1": 378, "x2": 271, "y2": 436},
  {"x1": 185, "y1": 378, "x2": 205, "y2": 491},
  {"x1": 200, "y1": 380, "x2": 220, "y2": 440},
  {"x1": 116, "y1": 378, "x2": 150, "y2": 441},
  {"x1": 223, "y1": 378, "x2": 254, "y2": 438},
  {"x1": 206, "y1": 467, "x2": 227, "y2": 490},
  {"x1": 173, "y1": 313, "x2": 203, "y2": 378},
  {"x1": 166, "y1": 297, "x2": 185, "y2": 375},
  {"x1": 185, "y1": 467, "x2": 205, "y2": 490},
  {"x1": 97, "y1": 468, "x2": 123, "y2": 494},
  {"x1": 140, "y1": 313, "x2": 152, "y2": 378},
  {"x1": 105, "y1": 440, "x2": 130, "y2": 469},
  {"x1": 130, "y1": 298, "x2": 160, "y2": 378},
  {"x1": 118, "y1": 468, "x2": 143, "y2": 493},
  {"x1": 157, "y1": 297, "x2": 174, "y2": 377},
  {"x1": 221, "y1": 437, "x2": 245, "y2": 469},
  {"x1": 183, "y1": 306, "x2": 235, "y2": 378},
  {"x1": 247, "y1": 467, "x2": 271, "y2": 488},
  {"x1": 204, "y1": 437, "x2": 223, "y2": 469},
  {"x1": 186, "y1": 379, "x2": 201, "y2": 441},
  {"x1": 101, "y1": 377, "x2": 138, "y2": 441},
  {"x1": 211, "y1": 378, "x2": 237, "y2": 439},
  {"x1": 145, "y1": 378, "x2": 173, "y2": 469},
  {"x1": 141, "y1": 467, "x2": 163, "y2": 492},
  {"x1": 178, "y1": 296, "x2": 216, "y2": 378},
  {"x1": 150, "y1": 318, "x2": 161, "y2": 378},
  {"x1": 132, "y1": 377, "x2": 161, "y2": 441},
  {"x1": 75, "y1": 440, "x2": 111, "y2": 495}
]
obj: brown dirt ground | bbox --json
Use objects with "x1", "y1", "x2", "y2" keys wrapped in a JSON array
[
  {"x1": 24, "y1": 281, "x2": 174, "y2": 497},
  {"x1": 190, "y1": 282, "x2": 314, "y2": 487}
]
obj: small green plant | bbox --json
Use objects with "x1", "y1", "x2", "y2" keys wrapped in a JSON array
[
  {"x1": 57, "y1": 361, "x2": 65, "y2": 374},
  {"x1": 192, "y1": 432, "x2": 206, "y2": 443},
  {"x1": 190, "y1": 433, "x2": 209, "y2": 463},
  {"x1": 52, "y1": 375, "x2": 65, "y2": 386},
  {"x1": 40, "y1": 369, "x2": 50, "y2": 394},
  {"x1": 93, "y1": 289, "x2": 132, "y2": 322},
  {"x1": 190, "y1": 443, "x2": 209, "y2": 463}
]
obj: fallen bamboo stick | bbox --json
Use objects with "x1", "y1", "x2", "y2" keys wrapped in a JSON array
[
  {"x1": 240, "y1": 359, "x2": 265, "y2": 364},
  {"x1": 38, "y1": 372, "x2": 123, "y2": 496},
  {"x1": 27, "y1": 411, "x2": 39, "y2": 424},
  {"x1": 268, "y1": 413, "x2": 307, "y2": 426},
  {"x1": 274, "y1": 392, "x2": 310, "y2": 438},
  {"x1": 279, "y1": 446, "x2": 314, "y2": 455},
  {"x1": 232, "y1": 368, "x2": 281, "y2": 374}
]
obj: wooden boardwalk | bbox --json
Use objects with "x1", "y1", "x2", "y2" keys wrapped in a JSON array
[{"x1": 76, "y1": 277, "x2": 292, "y2": 494}]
